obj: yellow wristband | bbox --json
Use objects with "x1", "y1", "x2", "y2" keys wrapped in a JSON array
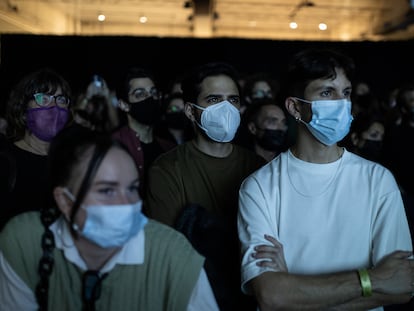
[{"x1": 358, "y1": 269, "x2": 372, "y2": 297}]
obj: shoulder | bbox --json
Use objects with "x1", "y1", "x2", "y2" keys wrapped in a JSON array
[
  {"x1": 0, "y1": 211, "x2": 43, "y2": 256},
  {"x1": 144, "y1": 219, "x2": 202, "y2": 257},
  {"x1": 112, "y1": 125, "x2": 132, "y2": 139},
  {"x1": 232, "y1": 144, "x2": 267, "y2": 165},
  {"x1": 155, "y1": 136, "x2": 177, "y2": 152},
  {"x1": 344, "y1": 150, "x2": 398, "y2": 186},
  {"x1": 240, "y1": 152, "x2": 284, "y2": 188},
  {"x1": 150, "y1": 142, "x2": 189, "y2": 167}
]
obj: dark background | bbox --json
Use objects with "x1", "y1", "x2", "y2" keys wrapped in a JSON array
[{"x1": 1, "y1": 34, "x2": 414, "y2": 114}]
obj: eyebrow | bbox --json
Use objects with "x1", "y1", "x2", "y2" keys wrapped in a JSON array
[
  {"x1": 313, "y1": 85, "x2": 352, "y2": 93},
  {"x1": 93, "y1": 178, "x2": 139, "y2": 186}
]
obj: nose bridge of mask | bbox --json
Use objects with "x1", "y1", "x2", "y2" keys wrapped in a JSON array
[
  {"x1": 294, "y1": 97, "x2": 351, "y2": 121},
  {"x1": 311, "y1": 99, "x2": 351, "y2": 121},
  {"x1": 191, "y1": 100, "x2": 240, "y2": 142},
  {"x1": 202, "y1": 100, "x2": 238, "y2": 126},
  {"x1": 79, "y1": 199, "x2": 148, "y2": 248},
  {"x1": 192, "y1": 100, "x2": 234, "y2": 127},
  {"x1": 300, "y1": 98, "x2": 353, "y2": 146}
]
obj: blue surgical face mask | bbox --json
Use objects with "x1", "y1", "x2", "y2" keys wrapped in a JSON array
[
  {"x1": 191, "y1": 100, "x2": 241, "y2": 142},
  {"x1": 295, "y1": 98, "x2": 353, "y2": 146},
  {"x1": 63, "y1": 188, "x2": 148, "y2": 248}
]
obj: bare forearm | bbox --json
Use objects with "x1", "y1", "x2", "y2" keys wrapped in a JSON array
[
  {"x1": 251, "y1": 250, "x2": 414, "y2": 311},
  {"x1": 328, "y1": 293, "x2": 409, "y2": 311},
  {"x1": 253, "y1": 271, "x2": 362, "y2": 311}
]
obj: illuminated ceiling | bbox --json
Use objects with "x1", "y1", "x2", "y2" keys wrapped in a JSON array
[{"x1": 1, "y1": 0, "x2": 414, "y2": 41}]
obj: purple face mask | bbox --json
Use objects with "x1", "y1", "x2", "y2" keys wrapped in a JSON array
[{"x1": 26, "y1": 106, "x2": 69, "y2": 142}]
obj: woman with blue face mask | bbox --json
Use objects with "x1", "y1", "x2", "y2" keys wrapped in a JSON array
[
  {"x1": 0, "y1": 126, "x2": 219, "y2": 311},
  {"x1": 238, "y1": 48, "x2": 413, "y2": 311}
]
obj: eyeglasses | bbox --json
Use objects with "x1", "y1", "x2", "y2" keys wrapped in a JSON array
[
  {"x1": 33, "y1": 93, "x2": 70, "y2": 108},
  {"x1": 129, "y1": 87, "x2": 160, "y2": 101}
]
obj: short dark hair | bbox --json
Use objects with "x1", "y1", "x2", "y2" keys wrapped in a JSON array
[
  {"x1": 243, "y1": 72, "x2": 280, "y2": 99},
  {"x1": 284, "y1": 48, "x2": 355, "y2": 98},
  {"x1": 244, "y1": 98, "x2": 282, "y2": 124},
  {"x1": 181, "y1": 62, "x2": 241, "y2": 104},
  {"x1": 118, "y1": 66, "x2": 156, "y2": 101}
]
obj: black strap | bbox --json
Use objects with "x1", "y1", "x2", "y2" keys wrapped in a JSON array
[{"x1": 82, "y1": 270, "x2": 108, "y2": 311}]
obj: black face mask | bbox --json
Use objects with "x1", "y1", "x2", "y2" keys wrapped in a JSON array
[
  {"x1": 256, "y1": 128, "x2": 287, "y2": 152},
  {"x1": 358, "y1": 140, "x2": 383, "y2": 162},
  {"x1": 164, "y1": 112, "x2": 189, "y2": 130},
  {"x1": 128, "y1": 97, "x2": 160, "y2": 125}
]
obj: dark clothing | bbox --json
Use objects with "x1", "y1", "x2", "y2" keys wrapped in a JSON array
[
  {"x1": 112, "y1": 125, "x2": 176, "y2": 197},
  {"x1": 382, "y1": 122, "x2": 414, "y2": 196},
  {"x1": 0, "y1": 142, "x2": 50, "y2": 230},
  {"x1": 146, "y1": 141, "x2": 266, "y2": 311},
  {"x1": 382, "y1": 121, "x2": 414, "y2": 295}
]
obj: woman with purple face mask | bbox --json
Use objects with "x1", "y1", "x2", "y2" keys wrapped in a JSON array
[{"x1": 0, "y1": 68, "x2": 72, "y2": 230}]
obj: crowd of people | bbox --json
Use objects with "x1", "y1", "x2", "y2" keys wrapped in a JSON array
[{"x1": 0, "y1": 47, "x2": 413, "y2": 310}]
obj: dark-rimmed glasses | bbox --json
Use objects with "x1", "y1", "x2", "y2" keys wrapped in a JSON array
[{"x1": 33, "y1": 93, "x2": 70, "y2": 108}]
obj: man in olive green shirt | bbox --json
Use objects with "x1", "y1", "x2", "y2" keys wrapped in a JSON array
[{"x1": 146, "y1": 62, "x2": 265, "y2": 311}]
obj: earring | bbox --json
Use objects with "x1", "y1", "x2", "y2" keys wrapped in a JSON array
[{"x1": 295, "y1": 116, "x2": 301, "y2": 122}]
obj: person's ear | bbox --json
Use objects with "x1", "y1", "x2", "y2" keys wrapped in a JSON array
[
  {"x1": 53, "y1": 186, "x2": 73, "y2": 220},
  {"x1": 285, "y1": 97, "x2": 301, "y2": 120},
  {"x1": 350, "y1": 132, "x2": 359, "y2": 147},
  {"x1": 184, "y1": 102, "x2": 195, "y2": 121},
  {"x1": 247, "y1": 121, "x2": 257, "y2": 135},
  {"x1": 118, "y1": 99, "x2": 130, "y2": 112}
]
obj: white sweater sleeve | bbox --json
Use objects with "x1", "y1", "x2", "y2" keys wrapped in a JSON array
[
  {"x1": 0, "y1": 251, "x2": 38, "y2": 311},
  {"x1": 187, "y1": 268, "x2": 219, "y2": 311}
]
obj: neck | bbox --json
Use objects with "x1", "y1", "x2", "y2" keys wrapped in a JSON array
[
  {"x1": 16, "y1": 133, "x2": 49, "y2": 155},
  {"x1": 254, "y1": 144, "x2": 277, "y2": 162},
  {"x1": 192, "y1": 135, "x2": 233, "y2": 158},
  {"x1": 75, "y1": 238, "x2": 120, "y2": 271},
  {"x1": 291, "y1": 141, "x2": 343, "y2": 164},
  {"x1": 128, "y1": 116, "x2": 153, "y2": 143}
]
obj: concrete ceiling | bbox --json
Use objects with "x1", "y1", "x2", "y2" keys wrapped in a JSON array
[{"x1": 1, "y1": 0, "x2": 414, "y2": 41}]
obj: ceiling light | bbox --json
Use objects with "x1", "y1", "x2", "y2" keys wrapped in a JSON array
[
  {"x1": 97, "y1": 14, "x2": 105, "y2": 22},
  {"x1": 139, "y1": 16, "x2": 148, "y2": 23},
  {"x1": 289, "y1": 22, "x2": 298, "y2": 29},
  {"x1": 319, "y1": 23, "x2": 327, "y2": 30}
]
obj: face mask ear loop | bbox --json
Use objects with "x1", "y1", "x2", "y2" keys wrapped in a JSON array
[
  {"x1": 190, "y1": 104, "x2": 209, "y2": 133},
  {"x1": 191, "y1": 103, "x2": 206, "y2": 111},
  {"x1": 61, "y1": 188, "x2": 80, "y2": 232},
  {"x1": 62, "y1": 187, "x2": 76, "y2": 201}
]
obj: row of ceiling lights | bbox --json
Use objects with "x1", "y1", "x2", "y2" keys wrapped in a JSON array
[{"x1": 96, "y1": 13, "x2": 328, "y2": 31}]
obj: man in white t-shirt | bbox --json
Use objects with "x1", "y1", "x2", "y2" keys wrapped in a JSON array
[{"x1": 238, "y1": 48, "x2": 414, "y2": 311}]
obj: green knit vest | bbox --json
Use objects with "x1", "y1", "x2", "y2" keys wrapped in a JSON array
[{"x1": 0, "y1": 212, "x2": 204, "y2": 310}]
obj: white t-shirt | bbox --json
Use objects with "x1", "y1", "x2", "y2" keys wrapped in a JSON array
[{"x1": 238, "y1": 149, "x2": 412, "y2": 310}]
